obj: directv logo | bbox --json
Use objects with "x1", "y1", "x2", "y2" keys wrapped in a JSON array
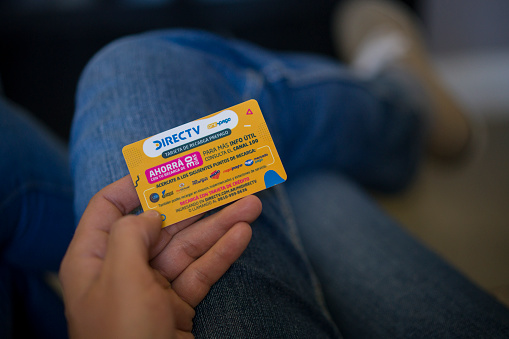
[{"x1": 154, "y1": 126, "x2": 200, "y2": 150}]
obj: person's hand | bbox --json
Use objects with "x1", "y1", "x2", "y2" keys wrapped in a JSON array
[{"x1": 59, "y1": 175, "x2": 262, "y2": 339}]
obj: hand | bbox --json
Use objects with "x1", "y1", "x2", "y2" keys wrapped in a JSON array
[{"x1": 59, "y1": 175, "x2": 262, "y2": 339}]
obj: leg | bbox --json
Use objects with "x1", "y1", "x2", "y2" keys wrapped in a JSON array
[
  {"x1": 72, "y1": 29, "x2": 345, "y2": 337},
  {"x1": 192, "y1": 185, "x2": 341, "y2": 337},
  {"x1": 0, "y1": 98, "x2": 74, "y2": 272},
  {"x1": 0, "y1": 97, "x2": 73, "y2": 338},
  {"x1": 287, "y1": 171, "x2": 509, "y2": 337},
  {"x1": 333, "y1": 0, "x2": 471, "y2": 158},
  {"x1": 71, "y1": 29, "x2": 427, "y2": 223}
]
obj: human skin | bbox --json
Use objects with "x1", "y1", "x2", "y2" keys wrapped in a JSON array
[{"x1": 59, "y1": 175, "x2": 262, "y2": 339}]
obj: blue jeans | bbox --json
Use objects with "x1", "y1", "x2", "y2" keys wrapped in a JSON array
[
  {"x1": 0, "y1": 98, "x2": 74, "y2": 339},
  {"x1": 3, "y1": 29, "x2": 509, "y2": 337},
  {"x1": 70, "y1": 29, "x2": 509, "y2": 337}
]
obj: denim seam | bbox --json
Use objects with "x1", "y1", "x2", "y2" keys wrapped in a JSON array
[
  {"x1": 273, "y1": 184, "x2": 339, "y2": 331},
  {"x1": 261, "y1": 61, "x2": 355, "y2": 88}
]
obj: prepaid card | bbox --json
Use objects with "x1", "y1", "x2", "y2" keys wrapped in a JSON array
[{"x1": 123, "y1": 99, "x2": 287, "y2": 227}]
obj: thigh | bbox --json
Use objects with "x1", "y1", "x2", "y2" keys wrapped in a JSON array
[
  {"x1": 72, "y1": 29, "x2": 342, "y2": 338},
  {"x1": 193, "y1": 185, "x2": 341, "y2": 337},
  {"x1": 287, "y1": 171, "x2": 509, "y2": 338},
  {"x1": 0, "y1": 98, "x2": 72, "y2": 339},
  {"x1": 71, "y1": 29, "x2": 425, "y2": 222},
  {"x1": 0, "y1": 98, "x2": 74, "y2": 272}
]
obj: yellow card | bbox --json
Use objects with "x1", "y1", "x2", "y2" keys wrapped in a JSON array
[{"x1": 122, "y1": 99, "x2": 287, "y2": 227}]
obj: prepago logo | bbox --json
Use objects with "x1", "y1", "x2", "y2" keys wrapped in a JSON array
[
  {"x1": 218, "y1": 117, "x2": 231, "y2": 126},
  {"x1": 143, "y1": 110, "x2": 239, "y2": 157},
  {"x1": 207, "y1": 117, "x2": 232, "y2": 129}
]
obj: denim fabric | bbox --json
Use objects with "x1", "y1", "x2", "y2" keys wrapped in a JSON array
[
  {"x1": 4, "y1": 28, "x2": 508, "y2": 338},
  {"x1": 288, "y1": 171, "x2": 509, "y2": 338},
  {"x1": 69, "y1": 29, "x2": 509, "y2": 338},
  {"x1": 0, "y1": 98, "x2": 73, "y2": 338},
  {"x1": 71, "y1": 29, "x2": 426, "y2": 223},
  {"x1": 71, "y1": 29, "x2": 350, "y2": 338}
]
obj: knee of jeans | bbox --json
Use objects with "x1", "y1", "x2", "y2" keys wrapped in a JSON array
[{"x1": 78, "y1": 29, "x2": 214, "y2": 89}]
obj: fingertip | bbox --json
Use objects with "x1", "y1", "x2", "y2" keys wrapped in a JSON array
[
  {"x1": 246, "y1": 195, "x2": 263, "y2": 215},
  {"x1": 105, "y1": 214, "x2": 164, "y2": 269},
  {"x1": 221, "y1": 221, "x2": 252, "y2": 256},
  {"x1": 236, "y1": 195, "x2": 263, "y2": 222},
  {"x1": 137, "y1": 210, "x2": 163, "y2": 238},
  {"x1": 233, "y1": 221, "x2": 253, "y2": 245},
  {"x1": 140, "y1": 210, "x2": 161, "y2": 219},
  {"x1": 99, "y1": 175, "x2": 141, "y2": 215},
  {"x1": 110, "y1": 212, "x2": 162, "y2": 245}
]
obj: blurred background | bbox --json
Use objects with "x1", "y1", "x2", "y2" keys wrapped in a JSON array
[
  {"x1": 1, "y1": 0, "x2": 508, "y2": 306},
  {"x1": 0, "y1": 0, "x2": 420, "y2": 140}
]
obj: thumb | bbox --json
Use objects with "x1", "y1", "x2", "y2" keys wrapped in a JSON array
[{"x1": 103, "y1": 210, "x2": 163, "y2": 279}]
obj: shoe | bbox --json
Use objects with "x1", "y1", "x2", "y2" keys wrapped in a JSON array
[{"x1": 332, "y1": 0, "x2": 472, "y2": 159}]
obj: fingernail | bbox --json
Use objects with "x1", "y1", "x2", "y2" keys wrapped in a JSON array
[{"x1": 143, "y1": 210, "x2": 160, "y2": 218}]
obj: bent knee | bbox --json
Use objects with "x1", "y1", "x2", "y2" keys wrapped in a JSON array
[{"x1": 79, "y1": 29, "x2": 220, "y2": 85}]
